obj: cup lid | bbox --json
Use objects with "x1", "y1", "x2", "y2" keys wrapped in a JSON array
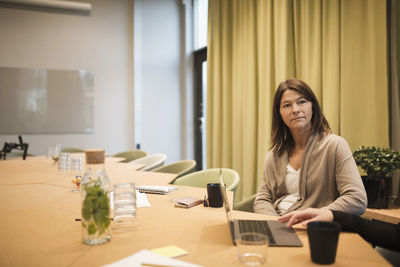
[{"x1": 85, "y1": 149, "x2": 105, "y2": 164}]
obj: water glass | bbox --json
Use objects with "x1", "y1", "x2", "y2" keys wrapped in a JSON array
[
  {"x1": 113, "y1": 182, "x2": 136, "y2": 227},
  {"x1": 46, "y1": 146, "x2": 53, "y2": 159},
  {"x1": 236, "y1": 232, "x2": 268, "y2": 266},
  {"x1": 168, "y1": 186, "x2": 185, "y2": 203},
  {"x1": 47, "y1": 144, "x2": 61, "y2": 163},
  {"x1": 54, "y1": 144, "x2": 61, "y2": 156},
  {"x1": 58, "y1": 152, "x2": 71, "y2": 175}
]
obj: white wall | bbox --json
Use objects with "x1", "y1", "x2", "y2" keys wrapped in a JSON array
[
  {"x1": 0, "y1": 0, "x2": 133, "y2": 155},
  {"x1": 133, "y1": 0, "x2": 183, "y2": 164},
  {"x1": 0, "y1": 0, "x2": 188, "y2": 164}
]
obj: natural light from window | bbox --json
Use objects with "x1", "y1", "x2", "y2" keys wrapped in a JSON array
[{"x1": 194, "y1": 0, "x2": 208, "y2": 49}]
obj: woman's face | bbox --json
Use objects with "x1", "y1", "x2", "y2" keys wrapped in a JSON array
[{"x1": 279, "y1": 89, "x2": 313, "y2": 133}]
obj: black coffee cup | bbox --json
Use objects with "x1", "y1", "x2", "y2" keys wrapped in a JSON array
[
  {"x1": 206, "y1": 183, "x2": 223, "y2": 207},
  {"x1": 307, "y1": 221, "x2": 341, "y2": 264}
]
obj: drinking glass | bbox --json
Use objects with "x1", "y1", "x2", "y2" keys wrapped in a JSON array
[
  {"x1": 113, "y1": 182, "x2": 136, "y2": 229},
  {"x1": 47, "y1": 144, "x2": 61, "y2": 164},
  {"x1": 58, "y1": 152, "x2": 70, "y2": 175},
  {"x1": 236, "y1": 232, "x2": 268, "y2": 266},
  {"x1": 168, "y1": 186, "x2": 185, "y2": 203}
]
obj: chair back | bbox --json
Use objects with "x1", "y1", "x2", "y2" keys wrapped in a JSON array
[
  {"x1": 61, "y1": 148, "x2": 84, "y2": 153},
  {"x1": 112, "y1": 150, "x2": 147, "y2": 163},
  {"x1": 4, "y1": 152, "x2": 35, "y2": 158},
  {"x1": 130, "y1": 154, "x2": 167, "y2": 171},
  {"x1": 152, "y1": 160, "x2": 196, "y2": 179},
  {"x1": 233, "y1": 194, "x2": 256, "y2": 212},
  {"x1": 172, "y1": 168, "x2": 240, "y2": 193}
]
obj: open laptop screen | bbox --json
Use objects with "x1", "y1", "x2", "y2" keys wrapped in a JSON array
[
  {"x1": 218, "y1": 168, "x2": 303, "y2": 247},
  {"x1": 218, "y1": 169, "x2": 233, "y2": 222}
]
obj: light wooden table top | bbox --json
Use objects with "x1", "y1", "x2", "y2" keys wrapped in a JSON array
[
  {"x1": 364, "y1": 204, "x2": 400, "y2": 224},
  {"x1": 0, "y1": 157, "x2": 391, "y2": 267}
]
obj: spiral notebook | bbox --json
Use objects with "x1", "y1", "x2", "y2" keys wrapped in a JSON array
[{"x1": 136, "y1": 185, "x2": 177, "y2": 195}]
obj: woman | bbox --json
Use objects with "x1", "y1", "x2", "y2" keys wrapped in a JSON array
[
  {"x1": 278, "y1": 208, "x2": 400, "y2": 253},
  {"x1": 253, "y1": 78, "x2": 367, "y2": 216}
]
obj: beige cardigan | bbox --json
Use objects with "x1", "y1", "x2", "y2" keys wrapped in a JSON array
[{"x1": 254, "y1": 133, "x2": 367, "y2": 216}]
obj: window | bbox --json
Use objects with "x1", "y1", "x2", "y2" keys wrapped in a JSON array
[
  {"x1": 194, "y1": 0, "x2": 208, "y2": 50},
  {"x1": 193, "y1": 0, "x2": 208, "y2": 170}
]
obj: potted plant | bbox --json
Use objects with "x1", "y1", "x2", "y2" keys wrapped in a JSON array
[{"x1": 353, "y1": 146, "x2": 400, "y2": 209}]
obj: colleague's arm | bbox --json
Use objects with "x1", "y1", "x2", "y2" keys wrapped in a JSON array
[
  {"x1": 279, "y1": 208, "x2": 400, "y2": 252},
  {"x1": 332, "y1": 210, "x2": 400, "y2": 252}
]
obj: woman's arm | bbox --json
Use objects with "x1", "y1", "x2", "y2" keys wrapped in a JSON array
[
  {"x1": 325, "y1": 137, "x2": 367, "y2": 215},
  {"x1": 253, "y1": 176, "x2": 278, "y2": 215},
  {"x1": 279, "y1": 208, "x2": 334, "y2": 227},
  {"x1": 254, "y1": 153, "x2": 278, "y2": 216}
]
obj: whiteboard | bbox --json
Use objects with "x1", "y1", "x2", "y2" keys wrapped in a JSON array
[{"x1": 0, "y1": 67, "x2": 94, "y2": 134}]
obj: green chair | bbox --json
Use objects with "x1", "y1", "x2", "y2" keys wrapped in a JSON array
[
  {"x1": 130, "y1": 154, "x2": 167, "y2": 171},
  {"x1": 112, "y1": 150, "x2": 147, "y2": 163},
  {"x1": 152, "y1": 160, "x2": 196, "y2": 179},
  {"x1": 233, "y1": 194, "x2": 256, "y2": 212},
  {"x1": 61, "y1": 148, "x2": 84, "y2": 153},
  {"x1": 4, "y1": 152, "x2": 35, "y2": 159},
  {"x1": 172, "y1": 168, "x2": 240, "y2": 194}
]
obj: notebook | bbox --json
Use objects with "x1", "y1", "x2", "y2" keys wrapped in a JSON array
[
  {"x1": 136, "y1": 185, "x2": 176, "y2": 195},
  {"x1": 174, "y1": 196, "x2": 203, "y2": 208},
  {"x1": 218, "y1": 170, "x2": 303, "y2": 247}
]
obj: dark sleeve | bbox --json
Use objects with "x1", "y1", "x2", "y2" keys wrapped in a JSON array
[{"x1": 332, "y1": 210, "x2": 400, "y2": 252}]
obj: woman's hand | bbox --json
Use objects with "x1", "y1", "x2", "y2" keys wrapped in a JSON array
[{"x1": 278, "y1": 208, "x2": 334, "y2": 227}]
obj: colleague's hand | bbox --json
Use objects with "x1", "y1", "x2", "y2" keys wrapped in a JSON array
[{"x1": 278, "y1": 208, "x2": 334, "y2": 228}]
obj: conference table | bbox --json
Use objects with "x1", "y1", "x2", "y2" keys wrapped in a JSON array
[
  {"x1": 0, "y1": 156, "x2": 391, "y2": 266},
  {"x1": 364, "y1": 204, "x2": 400, "y2": 224}
]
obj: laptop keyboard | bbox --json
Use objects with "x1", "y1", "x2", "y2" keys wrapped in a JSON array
[{"x1": 237, "y1": 220, "x2": 276, "y2": 245}]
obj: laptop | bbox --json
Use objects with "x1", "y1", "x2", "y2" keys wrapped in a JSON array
[{"x1": 218, "y1": 170, "x2": 303, "y2": 247}]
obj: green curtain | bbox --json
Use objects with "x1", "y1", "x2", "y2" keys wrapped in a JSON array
[
  {"x1": 389, "y1": 0, "x2": 400, "y2": 199},
  {"x1": 390, "y1": 0, "x2": 400, "y2": 114},
  {"x1": 207, "y1": 0, "x2": 389, "y2": 203}
]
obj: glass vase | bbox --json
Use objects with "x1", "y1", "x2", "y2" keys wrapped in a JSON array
[{"x1": 81, "y1": 149, "x2": 111, "y2": 245}]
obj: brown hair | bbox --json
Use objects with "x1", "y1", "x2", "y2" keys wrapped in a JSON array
[{"x1": 271, "y1": 78, "x2": 330, "y2": 156}]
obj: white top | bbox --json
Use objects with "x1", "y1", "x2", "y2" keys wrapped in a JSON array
[{"x1": 277, "y1": 163, "x2": 300, "y2": 213}]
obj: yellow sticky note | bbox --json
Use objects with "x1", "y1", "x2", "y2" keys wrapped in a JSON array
[{"x1": 151, "y1": 245, "x2": 188, "y2": 258}]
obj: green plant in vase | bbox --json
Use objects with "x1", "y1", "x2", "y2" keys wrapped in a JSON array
[
  {"x1": 353, "y1": 146, "x2": 400, "y2": 178},
  {"x1": 353, "y1": 146, "x2": 400, "y2": 209},
  {"x1": 81, "y1": 178, "x2": 111, "y2": 243}
]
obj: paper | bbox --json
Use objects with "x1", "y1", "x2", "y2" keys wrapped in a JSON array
[
  {"x1": 151, "y1": 245, "x2": 189, "y2": 258},
  {"x1": 102, "y1": 249, "x2": 203, "y2": 267},
  {"x1": 136, "y1": 190, "x2": 151, "y2": 208}
]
